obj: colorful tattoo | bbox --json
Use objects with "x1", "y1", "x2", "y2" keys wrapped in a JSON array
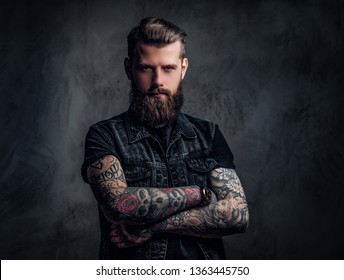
[
  {"x1": 151, "y1": 168, "x2": 249, "y2": 237},
  {"x1": 87, "y1": 155, "x2": 202, "y2": 225}
]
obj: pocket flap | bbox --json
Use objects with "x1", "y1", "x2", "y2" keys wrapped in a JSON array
[
  {"x1": 124, "y1": 166, "x2": 151, "y2": 182},
  {"x1": 186, "y1": 158, "x2": 217, "y2": 172}
]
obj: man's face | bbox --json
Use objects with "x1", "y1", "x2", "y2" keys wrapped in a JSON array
[
  {"x1": 125, "y1": 41, "x2": 188, "y2": 127},
  {"x1": 128, "y1": 41, "x2": 188, "y2": 97}
]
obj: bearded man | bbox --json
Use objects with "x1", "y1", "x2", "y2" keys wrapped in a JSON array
[{"x1": 81, "y1": 17, "x2": 249, "y2": 260}]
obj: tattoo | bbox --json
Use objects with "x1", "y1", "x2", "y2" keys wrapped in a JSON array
[
  {"x1": 87, "y1": 155, "x2": 202, "y2": 225},
  {"x1": 89, "y1": 157, "x2": 126, "y2": 185},
  {"x1": 211, "y1": 168, "x2": 246, "y2": 200},
  {"x1": 151, "y1": 168, "x2": 249, "y2": 237},
  {"x1": 115, "y1": 187, "x2": 201, "y2": 222},
  {"x1": 90, "y1": 160, "x2": 103, "y2": 170}
]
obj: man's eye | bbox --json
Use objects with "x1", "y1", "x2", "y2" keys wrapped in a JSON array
[
  {"x1": 140, "y1": 66, "x2": 153, "y2": 72},
  {"x1": 164, "y1": 67, "x2": 174, "y2": 72}
]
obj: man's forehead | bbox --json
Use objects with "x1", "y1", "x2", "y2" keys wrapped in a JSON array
[{"x1": 134, "y1": 41, "x2": 182, "y2": 60}]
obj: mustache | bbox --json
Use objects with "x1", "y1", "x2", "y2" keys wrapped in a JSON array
[{"x1": 146, "y1": 87, "x2": 172, "y2": 96}]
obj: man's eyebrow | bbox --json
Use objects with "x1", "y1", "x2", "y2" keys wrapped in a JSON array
[
  {"x1": 137, "y1": 63, "x2": 154, "y2": 67},
  {"x1": 137, "y1": 63, "x2": 178, "y2": 68},
  {"x1": 163, "y1": 64, "x2": 178, "y2": 68}
]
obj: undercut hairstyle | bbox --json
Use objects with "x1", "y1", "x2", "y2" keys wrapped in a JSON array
[{"x1": 127, "y1": 17, "x2": 187, "y2": 61}]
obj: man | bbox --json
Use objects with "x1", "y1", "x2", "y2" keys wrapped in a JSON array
[{"x1": 81, "y1": 17, "x2": 249, "y2": 260}]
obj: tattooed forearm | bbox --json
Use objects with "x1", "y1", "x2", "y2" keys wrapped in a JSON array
[
  {"x1": 150, "y1": 168, "x2": 249, "y2": 238},
  {"x1": 114, "y1": 187, "x2": 202, "y2": 223},
  {"x1": 87, "y1": 155, "x2": 203, "y2": 225}
]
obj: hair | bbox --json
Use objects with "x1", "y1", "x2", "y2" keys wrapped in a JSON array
[{"x1": 127, "y1": 17, "x2": 187, "y2": 61}]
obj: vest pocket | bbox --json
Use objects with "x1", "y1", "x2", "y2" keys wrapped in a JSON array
[
  {"x1": 124, "y1": 165, "x2": 151, "y2": 188},
  {"x1": 186, "y1": 158, "x2": 217, "y2": 188}
]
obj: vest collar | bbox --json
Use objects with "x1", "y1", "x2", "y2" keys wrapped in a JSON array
[{"x1": 126, "y1": 109, "x2": 197, "y2": 143}]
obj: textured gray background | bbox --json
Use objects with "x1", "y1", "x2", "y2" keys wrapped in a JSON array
[{"x1": 1, "y1": 0, "x2": 343, "y2": 259}]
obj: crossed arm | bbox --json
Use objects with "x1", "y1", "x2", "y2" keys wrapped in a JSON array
[
  {"x1": 87, "y1": 155, "x2": 205, "y2": 225},
  {"x1": 87, "y1": 155, "x2": 249, "y2": 248},
  {"x1": 150, "y1": 167, "x2": 249, "y2": 236}
]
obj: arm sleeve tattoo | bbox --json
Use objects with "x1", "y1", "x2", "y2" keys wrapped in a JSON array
[
  {"x1": 87, "y1": 155, "x2": 203, "y2": 225},
  {"x1": 149, "y1": 168, "x2": 249, "y2": 237}
]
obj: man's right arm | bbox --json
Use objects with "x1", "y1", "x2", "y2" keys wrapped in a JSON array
[
  {"x1": 87, "y1": 155, "x2": 206, "y2": 225},
  {"x1": 110, "y1": 168, "x2": 249, "y2": 248}
]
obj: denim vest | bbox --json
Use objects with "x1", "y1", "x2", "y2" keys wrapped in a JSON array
[{"x1": 84, "y1": 110, "x2": 227, "y2": 259}]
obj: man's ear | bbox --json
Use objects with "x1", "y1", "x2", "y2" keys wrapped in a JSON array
[
  {"x1": 181, "y1": 58, "x2": 188, "y2": 80},
  {"x1": 124, "y1": 57, "x2": 132, "y2": 80}
]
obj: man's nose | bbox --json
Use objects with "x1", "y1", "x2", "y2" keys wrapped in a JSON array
[{"x1": 152, "y1": 69, "x2": 164, "y2": 87}]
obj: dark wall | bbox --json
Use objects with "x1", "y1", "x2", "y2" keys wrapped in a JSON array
[{"x1": 1, "y1": 0, "x2": 343, "y2": 259}]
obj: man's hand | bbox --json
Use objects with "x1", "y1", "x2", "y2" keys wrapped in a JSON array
[{"x1": 110, "y1": 223, "x2": 153, "y2": 248}]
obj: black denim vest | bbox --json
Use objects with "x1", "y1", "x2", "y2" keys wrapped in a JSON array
[{"x1": 84, "y1": 110, "x2": 227, "y2": 259}]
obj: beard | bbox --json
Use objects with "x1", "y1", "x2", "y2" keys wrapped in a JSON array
[{"x1": 129, "y1": 80, "x2": 184, "y2": 128}]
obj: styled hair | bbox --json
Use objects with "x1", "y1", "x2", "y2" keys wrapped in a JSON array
[{"x1": 127, "y1": 17, "x2": 187, "y2": 61}]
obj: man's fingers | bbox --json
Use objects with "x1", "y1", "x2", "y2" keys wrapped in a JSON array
[
  {"x1": 110, "y1": 227, "x2": 120, "y2": 236},
  {"x1": 109, "y1": 224, "x2": 152, "y2": 248},
  {"x1": 110, "y1": 224, "x2": 137, "y2": 248}
]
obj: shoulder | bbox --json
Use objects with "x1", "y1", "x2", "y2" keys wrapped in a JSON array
[
  {"x1": 89, "y1": 112, "x2": 127, "y2": 131},
  {"x1": 183, "y1": 113, "x2": 216, "y2": 126},
  {"x1": 84, "y1": 112, "x2": 128, "y2": 144},
  {"x1": 182, "y1": 112, "x2": 217, "y2": 136}
]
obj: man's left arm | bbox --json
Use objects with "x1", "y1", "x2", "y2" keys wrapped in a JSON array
[{"x1": 111, "y1": 167, "x2": 249, "y2": 248}]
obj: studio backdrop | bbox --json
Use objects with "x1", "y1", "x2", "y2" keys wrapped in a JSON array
[{"x1": 0, "y1": 0, "x2": 343, "y2": 259}]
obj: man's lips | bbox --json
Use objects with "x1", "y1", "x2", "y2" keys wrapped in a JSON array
[
  {"x1": 147, "y1": 89, "x2": 169, "y2": 98},
  {"x1": 150, "y1": 91, "x2": 166, "y2": 95},
  {"x1": 151, "y1": 93, "x2": 166, "y2": 99}
]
